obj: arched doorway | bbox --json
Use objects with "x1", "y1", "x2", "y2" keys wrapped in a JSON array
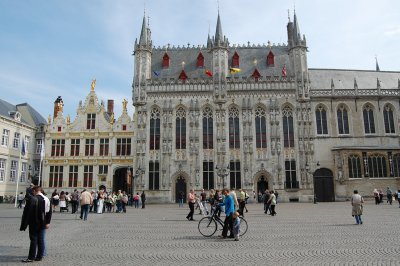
[
  {"x1": 313, "y1": 168, "x2": 335, "y2": 202},
  {"x1": 175, "y1": 176, "x2": 187, "y2": 203},
  {"x1": 113, "y1": 167, "x2": 133, "y2": 195},
  {"x1": 257, "y1": 175, "x2": 269, "y2": 202}
]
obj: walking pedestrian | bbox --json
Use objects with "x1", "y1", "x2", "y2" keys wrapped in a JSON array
[
  {"x1": 232, "y1": 211, "x2": 241, "y2": 241},
  {"x1": 79, "y1": 189, "x2": 92, "y2": 221},
  {"x1": 238, "y1": 189, "x2": 246, "y2": 216},
  {"x1": 97, "y1": 190, "x2": 105, "y2": 214},
  {"x1": 133, "y1": 193, "x2": 140, "y2": 208},
  {"x1": 268, "y1": 190, "x2": 277, "y2": 216},
  {"x1": 178, "y1": 191, "x2": 185, "y2": 208},
  {"x1": 373, "y1": 189, "x2": 380, "y2": 205},
  {"x1": 51, "y1": 189, "x2": 59, "y2": 212},
  {"x1": 263, "y1": 190, "x2": 271, "y2": 214},
  {"x1": 122, "y1": 191, "x2": 128, "y2": 213},
  {"x1": 141, "y1": 191, "x2": 146, "y2": 209},
  {"x1": 70, "y1": 189, "x2": 79, "y2": 214},
  {"x1": 386, "y1": 187, "x2": 393, "y2": 205},
  {"x1": 186, "y1": 189, "x2": 195, "y2": 221},
  {"x1": 17, "y1": 192, "x2": 25, "y2": 208},
  {"x1": 351, "y1": 190, "x2": 364, "y2": 225},
  {"x1": 20, "y1": 186, "x2": 52, "y2": 262},
  {"x1": 200, "y1": 189, "x2": 209, "y2": 215}
]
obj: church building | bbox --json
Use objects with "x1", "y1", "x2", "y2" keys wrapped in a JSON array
[{"x1": 132, "y1": 11, "x2": 400, "y2": 203}]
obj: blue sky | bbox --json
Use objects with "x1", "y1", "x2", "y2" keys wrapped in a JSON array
[{"x1": 0, "y1": 0, "x2": 399, "y2": 119}]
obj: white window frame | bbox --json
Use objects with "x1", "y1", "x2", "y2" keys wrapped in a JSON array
[
  {"x1": 0, "y1": 159, "x2": 5, "y2": 182},
  {"x1": 1, "y1": 129, "x2": 9, "y2": 147},
  {"x1": 13, "y1": 132, "x2": 20, "y2": 149},
  {"x1": 36, "y1": 139, "x2": 43, "y2": 154},
  {"x1": 10, "y1": 160, "x2": 18, "y2": 182}
]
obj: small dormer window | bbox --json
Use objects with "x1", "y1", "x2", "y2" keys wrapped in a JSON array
[
  {"x1": 267, "y1": 51, "x2": 274, "y2": 66},
  {"x1": 9, "y1": 111, "x2": 21, "y2": 122},
  {"x1": 252, "y1": 69, "x2": 261, "y2": 81},
  {"x1": 122, "y1": 125, "x2": 127, "y2": 131},
  {"x1": 162, "y1": 53, "x2": 170, "y2": 68},
  {"x1": 232, "y1": 51, "x2": 240, "y2": 68},
  {"x1": 197, "y1": 52, "x2": 204, "y2": 68},
  {"x1": 179, "y1": 70, "x2": 188, "y2": 81}
]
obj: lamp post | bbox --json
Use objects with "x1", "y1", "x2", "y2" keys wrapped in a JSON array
[{"x1": 216, "y1": 164, "x2": 230, "y2": 189}]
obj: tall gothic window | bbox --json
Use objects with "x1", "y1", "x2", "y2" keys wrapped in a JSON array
[
  {"x1": 202, "y1": 107, "x2": 213, "y2": 149},
  {"x1": 383, "y1": 104, "x2": 395, "y2": 134},
  {"x1": 285, "y1": 160, "x2": 298, "y2": 189},
  {"x1": 368, "y1": 154, "x2": 387, "y2": 178},
  {"x1": 315, "y1": 105, "x2": 328, "y2": 135},
  {"x1": 86, "y1": 113, "x2": 96, "y2": 129},
  {"x1": 363, "y1": 104, "x2": 375, "y2": 134},
  {"x1": 255, "y1": 106, "x2": 267, "y2": 148},
  {"x1": 282, "y1": 106, "x2": 294, "y2": 148},
  {"x1": 150, "y1": 108, "x2": 161, "y2": 150},
  {"x1": 337, "y1": 105, "x2": 349, "y2": 135},
  {"x1": 393, "y1": 154, "x2": 400, "y2": 177},
  {"x1": 175, "y1": 107, "x2": 186, "y2": 149},
  {"x1": 229, "y1": 106, "x2": 240, "y2": 149},
  {"x1": 229, "y1": 161, "x2": 241, "y2": 189},
  {"x1": 348, "y1": 155, "x2": 362, "y2": 178},
  {"x1": 203, "y1": 161, "x2": 214, "y2": 190},
  {"x1": 149, "y1": 161, "x2": 160, "y2": 190}
]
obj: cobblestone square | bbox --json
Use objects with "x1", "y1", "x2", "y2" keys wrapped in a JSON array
[{"x1": 0, "y1": 201, "x2": 399, "y2": 265}]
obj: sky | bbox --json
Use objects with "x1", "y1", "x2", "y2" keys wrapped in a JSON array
[{"x1": 0, "y1": 0, "x2": 399, "y2": 119}]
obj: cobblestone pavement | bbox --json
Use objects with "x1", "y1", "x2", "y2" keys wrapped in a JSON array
[{"x1": 0, "y1": 201, "x2": 399, "y2": 265}]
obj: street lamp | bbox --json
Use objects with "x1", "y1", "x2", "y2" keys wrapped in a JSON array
[{"x1": 216, "y1": 164, "x2": 230, "y2": 188}]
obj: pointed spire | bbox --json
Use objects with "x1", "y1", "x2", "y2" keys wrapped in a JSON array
[
  {"x1": 354, "y1": 78, "x2": 358, "y2": 90},
  {"x1": 375, "y1": 56, "x2": 380, "y2": 71},
  {"x1": 293, "y1": 10, "x2": 301, "y2": 43},
  {"x1": 215, "y1": 11, "x2": 223, "y2": 45},
  {"x1": 331, "y1": 79, "x2": 335, "y2": 90},
  {"x1": 139, "y1": 14, "x2": 148, "y2": 45}
]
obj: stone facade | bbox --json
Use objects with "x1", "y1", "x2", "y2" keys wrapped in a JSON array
[
  {"x1": 131, "y1": 11, "x2": 400, "y2": 203},
  {"x1": 0, "y1": 99, "x2": 46, "y2": 198},
  {"x1": 42, "y1": 82, "x2": 135, "y2": 195}
]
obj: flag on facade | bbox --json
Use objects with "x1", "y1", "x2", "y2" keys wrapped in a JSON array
[
  {"x1": 153, "y1": 71, "x2": 160, "y2": 77},
  {"x1": 21, "y1": 140, "x2": 26, "y2": 156},
  {"x1": 282, "y1": 64, "x2": 287, "y2": 77},
  {"x1": 229, "y1": 67, "x2": 241, "y2": 74},
  {"x1": 205, "y1": 69, "x2": 213, "y2": 77}
]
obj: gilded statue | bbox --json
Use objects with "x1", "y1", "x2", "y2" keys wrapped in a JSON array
[
  {"x1": 122, "y1": 99, "x2": 128, "y2": 112},
  {"x1": 48, "y1": 115, "x2": 52, "y2": 124},
  {"x1": 91, "y1": 79, "x2": 96, "y2": 91},
  {"x1": 66, "y1": 114, "x2": 70, "y2": 125},
  {"x1": 110, "y1": 112, "x2": 115, "y2": 125}
]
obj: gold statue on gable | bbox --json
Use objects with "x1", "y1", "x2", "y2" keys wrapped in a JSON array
[
  {"x1": 66, "y1": 114, "x2": 71, "y2": 125},
  {"x1": 48, "y1": 115, "x2": 52, "y2": 124},
  {"x1": 122, "y1": 99, "x2": 128, "y2": 112},
  {"x1": 91, "y1": 79, "x2": 96, "y2": 91}
]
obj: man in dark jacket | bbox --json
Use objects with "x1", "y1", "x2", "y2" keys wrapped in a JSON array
[
  {"x1": 20, "y1": 186, "x2": 52, "y2": 263},
  {"x1": 141, "y1": 191, "x2": 146, "y2": 209}
]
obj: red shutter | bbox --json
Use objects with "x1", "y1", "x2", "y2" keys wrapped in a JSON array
[
  {"x1": 162, "y1": 53, "x2": 170, "y2": 68},
  {"x1": 232, "y1": 51, "x2": 240, "y2": 67},
  {"x1": 267, "y1": 51, "x2": 274, "y2": 66},
  {"x1": 197, "y1": 52, "x2": 204, "y2": 68}
]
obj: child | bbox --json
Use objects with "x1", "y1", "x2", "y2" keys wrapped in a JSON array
[{"x1": 232, "y1": 211, "x2": 241, "y2": 241}]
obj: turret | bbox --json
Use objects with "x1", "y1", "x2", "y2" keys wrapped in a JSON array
[
  {"x1": 133, "y1": 14, "x2": 152, "y2": 106},
  {"x1": 210, "y1": 12, "x2": 229, "y2": 81}
]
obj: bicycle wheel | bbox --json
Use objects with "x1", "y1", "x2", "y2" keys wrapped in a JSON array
[
  {"x1": 239, "y1": 216, "x2": 248, "y2": 236},
  {"x1": 198, "y1": 217, "x2": 217, "y2": 237}
]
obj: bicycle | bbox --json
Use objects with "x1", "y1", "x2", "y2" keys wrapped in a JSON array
[{"x1": 198, "y1": 206, "x2": 248, "y2": 237}]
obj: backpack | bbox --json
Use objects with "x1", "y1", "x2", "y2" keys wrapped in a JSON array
[{"x1": 122, "y1": 195, "x2": 128, "y2": 204}]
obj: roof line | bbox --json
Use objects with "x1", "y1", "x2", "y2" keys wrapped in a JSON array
[{"x1": 309, "y1": 68, "x2": 400, "y2": 74}]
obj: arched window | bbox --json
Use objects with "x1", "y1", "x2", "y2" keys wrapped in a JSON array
[
  {"x1": 149, "y1": 161, "x2": 160, "y2": 190},
  {"x1": 368, "y1": 154, "x2": 387, "y2": 178},
  {"x1": 150, "y1": 108, "x2": 161, "y2": 150},
  {"x1": 203, "y1": 161, "x2": 214, "y2": 190},
  {"x1": 162, "y1": 53, "x2": 170, "y2": 68},
  {"x1": 363, "y1": 104, "x2": 375, "y2": 134},
  {"x1": 255, "y1": 106, "x2": 267, "y2": 148},
  {"x1": 197, "y1": 52, "x2": 204, "y2": 68},
  {"x1": 337, "y1": 105, "x2": 349, "y2": 135},
  {"x1": 232, "y1": 51, "x2": 239, "y2": 68},
  {"x1": 393, "y1": 154, "x2": 400, "y2": 177},
  {"x1": 175, "y1": 107, "x2": 186, "y2": 149},
  {"x1": 315, "y1": 105, "x2": 328, "y2": 135},
  {"x1": 348, "y1": 155, "x2": 362, "y2": 178},
  {"x1": 252, "y1": 69, "x2": 261, "y2": 81},
  {"x1": 383, "y1": 104, "x2": 395, "y2": 134},
  {"x1": 282, "y1": 106, "x2": 294, "y2": 148},
  {"x1": 202, "y1": 107, "x2": 213, "y2": 149},
  {"x1": 267, "y1": 51, "x2": 274, "y2": 66},
  {"x1": 228, "y1": 106, "x2": 240, "y2": 149}
]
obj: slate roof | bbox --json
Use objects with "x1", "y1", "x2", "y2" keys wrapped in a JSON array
[
  {"x1": 0, "y1": 98, "x2": 46, "y2": 127},
  {"x1": 150, "y1": 45, "x2": 291, "y2": 80},
  {"x1": 309, "y1": 69, "x2": 400, "y2": 90}
]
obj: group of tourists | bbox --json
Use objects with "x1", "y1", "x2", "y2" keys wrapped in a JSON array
[
  {"x1": 260, "y1": 189, "x2": 278, "y2": 216},
  {"x1": 373, "y1": 187, "x2": 400, "y2": 206},
  {"x1": 48, "y1": 189, "x2": 147, "y2": 215}
]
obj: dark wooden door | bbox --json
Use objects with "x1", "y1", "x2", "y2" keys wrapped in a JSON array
[
  {"x1": 257, "y1": 176, "x2": 268, "y2": 195},
  {"x1": 314, "y1": 168, "x2": 335, "y2": 202},
  {"x1": 175, "y1": 176, "x2": 187, "y2": 203}
]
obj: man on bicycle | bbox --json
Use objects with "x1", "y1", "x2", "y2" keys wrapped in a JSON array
[{"x1": 218, "y1": 188, "x2": 234, "y2": 239}]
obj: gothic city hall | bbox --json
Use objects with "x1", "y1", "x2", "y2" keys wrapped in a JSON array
[{"x1": 45, "y1": 11, "x2": 400, "y2": 203}]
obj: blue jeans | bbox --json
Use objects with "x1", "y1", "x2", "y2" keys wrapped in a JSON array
[
  {"x1": 80, "y1": 204, "x2": 90, "y2": 220},
  {"x1": 28, "y1": 227, "x2": 44, "y2": 260},
  {"x1": 355, "y1": 215, "x2": 362, "y2": 224},
  {"x1": 179, "y1": 199, "x2": 184, "y2": 207},
  {"x1": 134, "y1": 200, "x2": 139, "y2": 208},
  {"x1": 116, "y1": 201, "x2": 122, "y2": 212},
  {"x1": 41, "y1": 229, "x2": 47, "y2": 256}
]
